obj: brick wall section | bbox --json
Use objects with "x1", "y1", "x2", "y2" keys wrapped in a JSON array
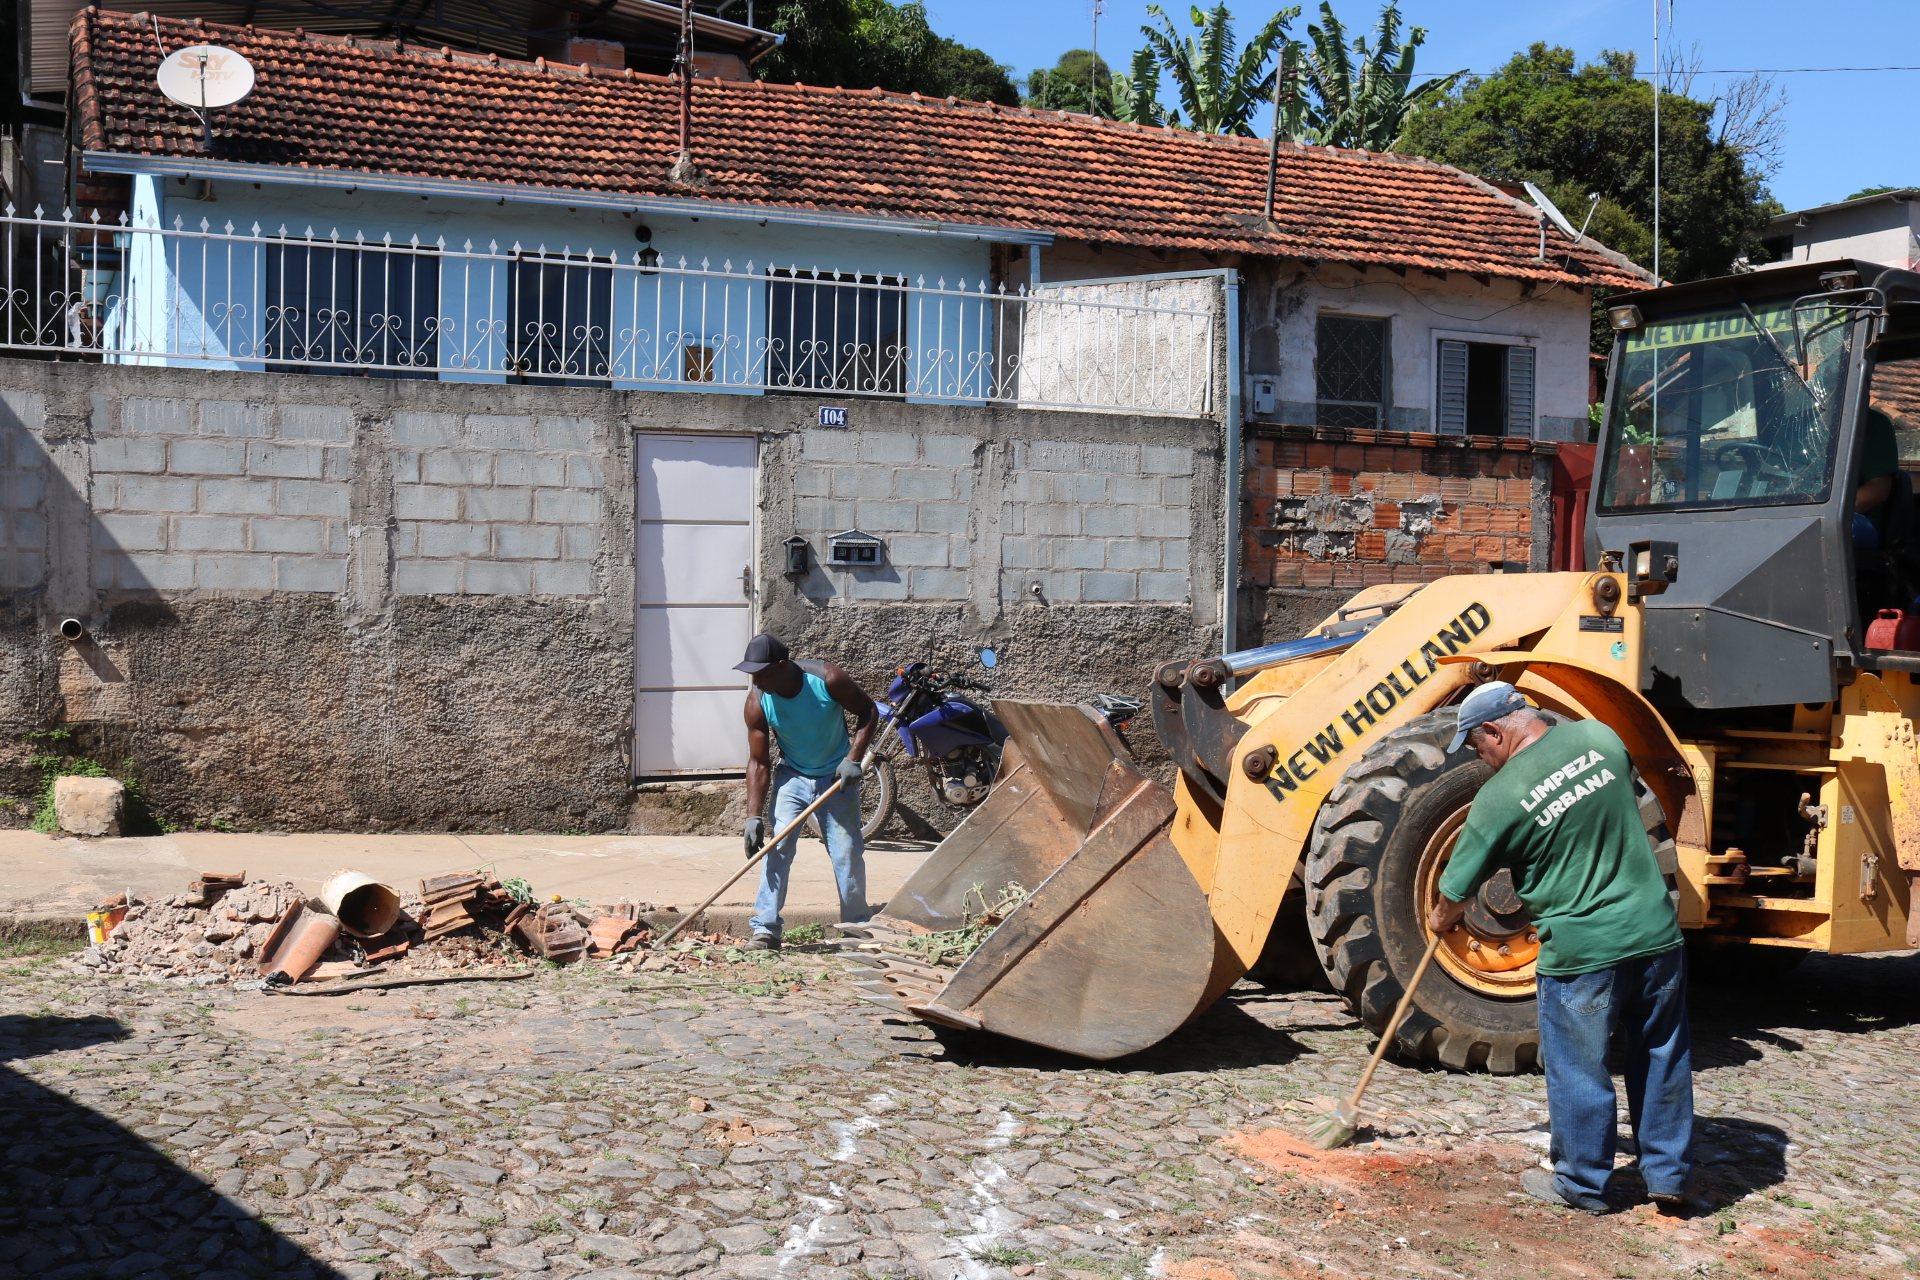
[
  {"x1": 93, "y1": 397, "x2": 354, "y2": 592},
  {"x1": 1245, "y1": 425, "x2": 1555, "y2": 592},
  {"x1": 390, "y1": 411, "x2": 601, "y2": 596},
  {"x1": 793, "y1": 429, "x2": 1195, "y2": 605}
]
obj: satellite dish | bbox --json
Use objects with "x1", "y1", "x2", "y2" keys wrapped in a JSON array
[
  {"x1": 157, "y1": 45, "x2": 256, "y2": 111},
  {"x1": 1521, "y1": 181, "x2": 1582, "y2": 244}
]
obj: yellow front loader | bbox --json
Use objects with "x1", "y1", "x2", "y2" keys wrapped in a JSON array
[{"x1": 851, "y1": 257, "x2": 1920, "y2": 1069}]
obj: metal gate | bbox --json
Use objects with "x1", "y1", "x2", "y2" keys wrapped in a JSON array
[{"x1": 633, "y1": 434, "x2": 757, "y2": 776}]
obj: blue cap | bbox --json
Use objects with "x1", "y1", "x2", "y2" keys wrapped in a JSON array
[{"x1": 1448, "y1": 680, "x2": 1532, "y2": 753}]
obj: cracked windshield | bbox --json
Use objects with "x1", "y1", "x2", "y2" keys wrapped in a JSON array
[{"x1": 1599, "y1": 300, "x2": 1853, "y2": 511}]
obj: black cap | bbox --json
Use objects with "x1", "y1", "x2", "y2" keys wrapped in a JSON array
[{"x1": 734, "y1": 632, "x2": 790, "y2": 674}]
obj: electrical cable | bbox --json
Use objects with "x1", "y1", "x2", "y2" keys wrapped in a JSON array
[{"x1": 1308, "y1": 263, "x2": 1573, "y2": 325}]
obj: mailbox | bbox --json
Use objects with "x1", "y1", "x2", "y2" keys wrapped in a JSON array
[
  {"x1": 826, "y1": 529, "x2": 884, "y2": 567},
  {"x1": 783, "y1": 535, "x2": 811, "y2": 576}
]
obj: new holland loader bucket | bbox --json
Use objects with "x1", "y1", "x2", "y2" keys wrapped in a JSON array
[{"x1": 849, "y1": 700, "x2": 1216, "y2": 1061}]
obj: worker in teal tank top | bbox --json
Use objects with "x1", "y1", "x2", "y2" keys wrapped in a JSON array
[{"x1": 736, "y1": 633, "x2": 879, "y2": 949}]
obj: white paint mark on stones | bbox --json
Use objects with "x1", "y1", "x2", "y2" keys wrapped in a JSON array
[
  {"x1": 827, "y1": 1113, "x2": 883, "y2": 1161},
  {"x1": 954, "y1": 1156, "x2": 1025, "y2": 1267},
  {"x1": 775, "y1": 1192, "x2": 845, "y2": 1274}
]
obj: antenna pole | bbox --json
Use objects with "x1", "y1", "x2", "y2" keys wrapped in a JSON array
[
  {"x1": 1090, "y1": 0, "x2": 1103, "y2": 116},
  {"x1": 1651, "y1": 0, "x2": 1661, "y2": 284},
  {"x1": 1263, "y1": 59, "x2": 1285, "y2": 222},
  {"x1": 678, "y1": 0, "x2": 694, "y2": 156},
  {"x1": 666, "y1": 0, "x2": 707, "y2": 184}
]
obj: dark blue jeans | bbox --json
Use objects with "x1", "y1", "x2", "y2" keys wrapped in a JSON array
[{"x1": 1535, "y1": 945, "x2": 1693, "y2": 1209}]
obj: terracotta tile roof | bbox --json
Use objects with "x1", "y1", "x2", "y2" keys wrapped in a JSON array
[
  {"x1": 72, "y1": 8, "x2": 1647, "y2": 288},
  {"x1": 1877, "y1": 356, "x2": 1920, "y2": 443}
]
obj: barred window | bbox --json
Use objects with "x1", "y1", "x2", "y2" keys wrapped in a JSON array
[
  {"x1": 1315, "y1": 314, "x2": 1387, "y2": 429},
  {"x1": 508, "y1": 252, "x2": 615, "y2": 387},
  {"x1": 768, "y1": 269, "x2": 907, "y2": 395},
  {"x1": 264, "y1": 243, "x2": 438, "y2": 378}
]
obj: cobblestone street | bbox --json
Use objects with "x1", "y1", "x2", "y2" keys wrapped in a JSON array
[{"x1": 3, "y1": 944, "x2": 1917, "y2": 1280}]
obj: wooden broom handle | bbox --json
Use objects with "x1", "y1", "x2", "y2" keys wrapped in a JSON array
[{"x1": 1343, "y1": 930, "x2": 1446, "y2": 1114}]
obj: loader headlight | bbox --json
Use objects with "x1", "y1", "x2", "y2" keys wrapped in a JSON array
[{"x1": 1607, "y1": 304, "x2": 1643, "y2": 331}]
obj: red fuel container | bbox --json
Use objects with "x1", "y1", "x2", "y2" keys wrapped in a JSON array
[{"x1": 1865, "y1": 609, "x2": 1920, "y2": 651}]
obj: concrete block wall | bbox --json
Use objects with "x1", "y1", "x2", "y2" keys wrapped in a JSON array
[
  {"x1": 1001, "y1": 439, "x2": 1192, "y2": 604},
  {"x1": 790, "y1": 429, "x2": 1198, "y2": 608},
  {"x1": 90, "y1": 397, "x2": 353, "y2": 593},
  {"x1": 1244, "y1": 424, "x2": 1555, "y2": 593},
  {"x1": 0, "y1": 391, "x2": 48, "y2": 590},
  {"x1": 1, "y1": 357, "x2": 1222, "y2": 834},
  {"x1": 390, "y1": 411, "x2": 602, "y2": 596},
  {"x1": 794, "y1": 428, "x2": 978, "y2": 602},
  {"x1": 0, "y1": 359, "x2": 633, "y2": 834}
]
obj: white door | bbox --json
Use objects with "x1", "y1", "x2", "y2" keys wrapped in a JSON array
[{"x1": 634, "y1": 435, "x2": 757, "y2": 775}]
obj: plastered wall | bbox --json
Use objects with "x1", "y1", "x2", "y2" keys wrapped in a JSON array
[{"x1": 0, "y1": 358, "x2": 1222, "y2": 832}]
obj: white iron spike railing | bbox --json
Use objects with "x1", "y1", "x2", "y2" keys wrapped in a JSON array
[{"x1": 0, "y1": 209, "x2": 1218, "y2": 416}]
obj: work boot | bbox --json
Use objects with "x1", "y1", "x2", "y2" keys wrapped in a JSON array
[
  {"x1": 1521, "y1": 1167, "x2": 1608, "y2": 1215},
  {"x1": 741, "y1": 930, "x2": 781, "y2": 952}
]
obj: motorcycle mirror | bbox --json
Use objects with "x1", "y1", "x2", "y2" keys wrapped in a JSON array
[{"x1": 980, "y1": 648, "x2": 997, "y2": 669}]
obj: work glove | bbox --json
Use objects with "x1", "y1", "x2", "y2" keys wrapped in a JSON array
[
  {"x1": 744, "y1": 817, "x2": 767, "y2": 859},
  {"x1": 835, "y1": 757, "x2": 865, "y2": 783}
]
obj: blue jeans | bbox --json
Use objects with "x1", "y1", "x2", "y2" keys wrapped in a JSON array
[
  {"x1": 1535, "y1": 945, "x2": 1693, "y2": 1210},
  {"x1": 750, "y1": 765, "x2": 868, "y2": 936}
]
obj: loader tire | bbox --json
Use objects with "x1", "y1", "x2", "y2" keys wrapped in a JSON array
[
  {"x1": 1304, "y1": 709, "x2": 1540, "y2": 1073},
  {"x1": 1305, "y1": 709, "x2": 1674, "y2": 1074}
]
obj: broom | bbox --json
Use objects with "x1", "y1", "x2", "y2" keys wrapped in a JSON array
[{"x1": 1305, "y1": 930, "x2": 1446, "y2": 1150}]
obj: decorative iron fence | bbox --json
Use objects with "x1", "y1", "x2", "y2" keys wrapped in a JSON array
[{"x1": 1, "y1": 209, "x2": 1219, "y2": 417}]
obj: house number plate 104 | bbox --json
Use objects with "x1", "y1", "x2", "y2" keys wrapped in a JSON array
[{"x1": 818, "y1": 407, "x2": 849, "y2": 427}]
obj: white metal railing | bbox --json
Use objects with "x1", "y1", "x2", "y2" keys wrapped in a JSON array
[{"x1": 1, "y1": 208, "x2": 1219, "y2": 416}]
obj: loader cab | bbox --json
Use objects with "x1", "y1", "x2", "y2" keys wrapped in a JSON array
[{"x1": 1588, "y1": 259, "x2": 1920, "y2": 710}]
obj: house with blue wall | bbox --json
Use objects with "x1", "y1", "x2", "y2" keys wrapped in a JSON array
[{"x1": 0, "y1": 9, "x2": 1645, "y2": 831}]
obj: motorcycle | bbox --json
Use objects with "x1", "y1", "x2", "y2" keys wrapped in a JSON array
[
  {"x1": 858, "y1": 665, "x2": 1146, "y2": 840},
  {"x1": 859, "y1": 660, "x2": 1007, "y2": 838}
]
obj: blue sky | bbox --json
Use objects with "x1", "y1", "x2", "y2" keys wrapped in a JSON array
[{"x1": 924, "y1": 0, "x2": 1915, "y2": 212}]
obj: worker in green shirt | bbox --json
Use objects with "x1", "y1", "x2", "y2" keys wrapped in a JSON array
[{"x1": 1427, "y1": 682, "x2": 1691, "y2": 1215}]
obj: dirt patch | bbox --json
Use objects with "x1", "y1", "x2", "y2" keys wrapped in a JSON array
[
  {"x1": 1163, "y1": 1126, "x2": 1905, "y2": 1280},
  {"x1": 629, "y1": 780, "x2": 748, "y2": 836}
]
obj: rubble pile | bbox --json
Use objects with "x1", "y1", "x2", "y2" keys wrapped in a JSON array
[
  {"x1": 86, "y1": 879, "x2": 303, "y2": 980},
  {"x1": 71, "y1": 866, "x2": 703, "y2": 985}
]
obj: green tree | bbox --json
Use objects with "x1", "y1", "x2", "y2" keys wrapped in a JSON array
[
  {"x1": 1845, "y1": 185, "x2": 1916, "y2": 201},
  {"x1": 1026, "y1": 50, "x2": 1114, "y2": 115},
  {"x1": 1136, "y1": 3, "x2": 1302, "y2": 136},
  {"x1": 1116, "y1": 47, "x2": 1166, "y2": 124},
  {"x1": 755, "y1": 0, "x2": 1019, "y2": 104},
  {"x1": 1399, "y1": 44, "x2": 1780, "y2": 349},
  {"x1": 1285, "y1": 1, "x2": 1461, "y2": 150}
]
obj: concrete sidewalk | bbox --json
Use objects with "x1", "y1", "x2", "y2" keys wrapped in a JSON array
[{"x1": 0, "y1": 829, "x2": 937, "y2": 930}]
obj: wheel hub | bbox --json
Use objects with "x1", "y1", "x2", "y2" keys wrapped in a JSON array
[{"x1": 1416, "y1": 807, "x2": 1540, "y2": 996}]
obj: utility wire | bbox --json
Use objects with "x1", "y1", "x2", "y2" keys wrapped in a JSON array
[{"x1": 1438, "y1": 65, "x2": 1920, "y2": 76}]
